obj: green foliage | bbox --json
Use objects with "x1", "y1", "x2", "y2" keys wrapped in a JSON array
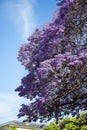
[
  {"x1": 81, "y1": 126, "x2": 87, "y2": 130},
  {"x1": 63, "y1": 111, "x2": 87, "y2": 130},
  {"x1": 9, "y1": 126, "x2": 16, "y2": 130},
  {"x1": 43, "y1": 111, "x2": 87, "y2": 130},
  {"x1": 43, "y1": 123, "x2": 60, "y2": 130}
]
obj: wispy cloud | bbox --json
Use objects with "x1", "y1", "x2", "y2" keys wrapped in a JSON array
[
  {"x1": 0, "y1": 0, "x2": 37, "y2": 123},
  {"x1": 0, "y1": 92, "x2": 27, "y2": 123},
  {"x1": 4, "y1": 0, "x2": 37, "y2": 40}
]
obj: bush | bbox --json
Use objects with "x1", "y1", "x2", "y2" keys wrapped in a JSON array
[
  {"x1": 43, "y1": 111, "x2": 87, "y2": 130},
  {"x1": 43, "y1": 123, "x2": 60, "y2": 130},
  {"x1": 9, "y1": 126, "x2": 16, "y2": 130}
]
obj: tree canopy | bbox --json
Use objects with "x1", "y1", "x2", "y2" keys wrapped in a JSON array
[
  {"x1": 44, "y1": 111, "x2": 87, "y2": 130},
  {"x1": 15, "y1": 0, "x2": 87, "y2": 123}
]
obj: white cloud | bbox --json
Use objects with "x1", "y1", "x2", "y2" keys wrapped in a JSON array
[
  {"x1": 0, "y1": 92, "x2": 27, "y2": 123},
  {"x1": 4, "y1": 0, "x2": 37, "y2": 40},
  {"x1": 0, "y1": 0, "x2": 37, "y2": 124}
]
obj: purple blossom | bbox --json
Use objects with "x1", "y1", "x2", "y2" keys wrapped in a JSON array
[
  {"x1": 70, "y1": 0, "x2": 74, "y2": 3},
  {"x1": 74, "y1": 60, "x2": 83, "y2": 65},
  {"x1": 79, "y1": 52, "x2": 87, "y2": 58},
  {"x1": 59, "y1": 25, "x2": 65, "y2": 32},
  {"x1": 16, "y1": 0, "x2": 87, "y2": 123}
]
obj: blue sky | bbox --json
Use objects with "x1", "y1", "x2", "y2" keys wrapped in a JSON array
[{"x1": 0, "y1": 0, "x2": 56, "y2": 123}]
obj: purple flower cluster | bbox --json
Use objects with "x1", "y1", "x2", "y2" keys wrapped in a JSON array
[{"x1": 15, "y1": 0, "x2": 87, "y2": 123}]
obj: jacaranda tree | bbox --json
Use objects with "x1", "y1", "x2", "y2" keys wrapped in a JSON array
[{"x1": 15, "y1": 0, "x2": 87, "y2": 123}]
